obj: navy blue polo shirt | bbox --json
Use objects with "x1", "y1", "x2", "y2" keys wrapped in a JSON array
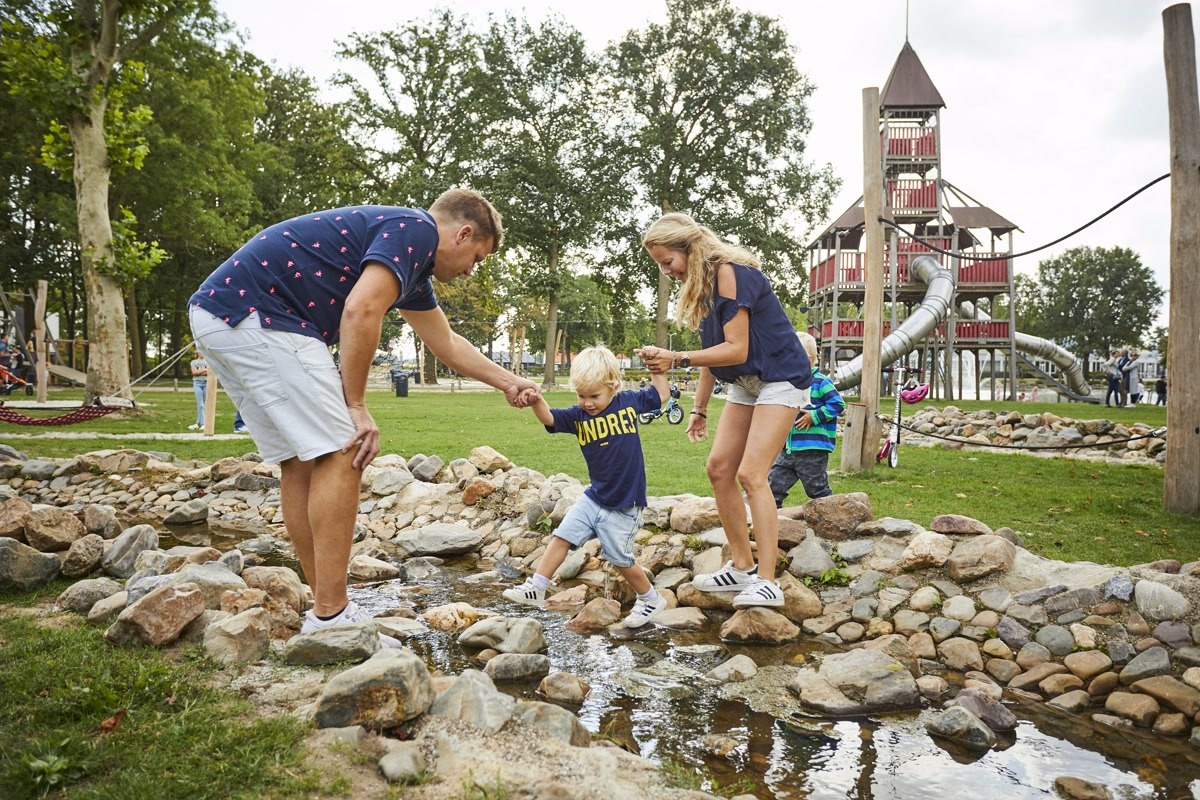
[
  {"x1": 700, "y1": 263, "x2": 812, "y2": 389},
  {"x1": 189, "y1": 205, "x2": 439, "y2": 344},
  {"x1": 547, "y1": 386, "x2": 663, "y2": 509}
]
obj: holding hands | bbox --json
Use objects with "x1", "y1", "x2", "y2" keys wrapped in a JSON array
[
  {"x1": 636, "y1": 346, "x2": 673, "y2": 374},
  {"x1": 505, "y1": 378, "x2": 542, "y2": 408}
]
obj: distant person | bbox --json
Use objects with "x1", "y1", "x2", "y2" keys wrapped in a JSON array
[
  {"x1": 0, "y1": 335, "x2": 10, "y2": 370},
  {"x1": 1102, "y1": 348, "x2": 1122, "y2": 407},
  {"x1": 768, "y1": 332, "x2": 845, "y2": 507},
  {"x1": 502, "y1": 345, "x2": 669, "y2": 629},
  {"x1": 1125, "y1": 348, "x2": 1143, "y2": 405},
  {"x1": 1156, "y1": 373, "x2": 1167, "y2": 406},
  {"x1": 1029, "y1": 385, "x2": 1039, "y2": 403},
  {"x1": 189, "y1": 189, "x2": 539, "y2": 641},
  {"x1": 188, "y1": 347, "x2": 209, "y2": 431}
]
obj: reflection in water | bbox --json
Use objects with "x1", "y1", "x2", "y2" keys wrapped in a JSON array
[{"x1": 151, "y1": 525, "x2": 1198, "y2": 799}]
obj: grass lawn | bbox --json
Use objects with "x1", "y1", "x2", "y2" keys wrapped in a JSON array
[
  {"x1": 2, "y1": 386, "x2": 1194, "y2": 568},
  {"x1": 0, "y1": 584, "x2": 336, "y2": 799}
]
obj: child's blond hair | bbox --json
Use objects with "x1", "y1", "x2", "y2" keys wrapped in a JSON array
[
  {"x1": 796, "y1": 332, "x2": 818, "y2": 366},
  {"x1": 569, "y1": 345, "x2": 622, "y2": 393}
]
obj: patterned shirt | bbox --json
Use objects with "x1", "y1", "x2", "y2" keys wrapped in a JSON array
[
  {"x1": 546, "y1": 386, "x2": 664, "y2": 509},
  {"x1": 785, "y1": 370, "x2": 845, "y2": 453},
  {"x1": 189, "y1": 205, "x2": 440, "y2": 344}
]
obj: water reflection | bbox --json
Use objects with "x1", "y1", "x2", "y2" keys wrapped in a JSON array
[{"x1": 149, "y1": 523, "x2": 1199, "y2": 799}]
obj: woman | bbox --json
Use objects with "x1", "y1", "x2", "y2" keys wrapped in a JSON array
[{"x1": 639, "y1": 213, "x2": 811, "y2": 608}]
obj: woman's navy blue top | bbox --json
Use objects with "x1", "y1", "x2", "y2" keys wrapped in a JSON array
[{"x1": 698, "y1": 263, "x2": 812, "y2": 389}]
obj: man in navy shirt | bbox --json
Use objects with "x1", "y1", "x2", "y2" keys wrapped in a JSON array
[{"x1": 190, "y1": 188, "x2": 539, "y2": 639}]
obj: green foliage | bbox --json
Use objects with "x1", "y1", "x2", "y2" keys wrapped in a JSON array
[
  {"x1": 1024, "y1": 246, "x2": 1164, "y2": 361},
  {"x1": 98, "y1": 207, "x2": 166, "y2": 286},
  {"x1": 818, "y1": 566, "x2": 850, "y2": 586},
  {"x1": 18, "y1": 738, "x2": 82, "y2": 797},
  {"x1": 460, "y1": 770, "x2": 511, "y2": 800},
  {"x1": 682, "y1": 535, "x2": 704, "y2": 550},
  {"x1": 659, "y1": 759, "x2": 703, "y2": 790}
]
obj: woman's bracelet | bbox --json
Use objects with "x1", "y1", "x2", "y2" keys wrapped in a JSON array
[{"x1": 690, "y1": 410, "x2": 707, "y2": 418}]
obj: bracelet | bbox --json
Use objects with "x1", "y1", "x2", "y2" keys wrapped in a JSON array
[{"x1": 690, "y1": 410, "x2": 707, "y2": 418}]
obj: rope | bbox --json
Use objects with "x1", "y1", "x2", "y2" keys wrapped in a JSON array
[
  {"x1": 877, "y1": 173, "x2": 1171, "y2": 262},
  {"x1": 875, "y1": 413, "x2": 1166, "y2": 451}
]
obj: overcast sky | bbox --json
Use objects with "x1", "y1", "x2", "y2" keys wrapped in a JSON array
[{"x1": 215, "y1": 0, "x2": 1191, "y2": 332}]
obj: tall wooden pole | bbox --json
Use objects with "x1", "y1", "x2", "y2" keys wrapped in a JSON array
[
  {"x1": 203, "y1": 370, "x2": 218, "y2": 436},
  {"x1": 1164, "y1": 3, "x2": 1200, "y2": 513},
  {"x1": 34, "y1": 280, "x2": 47, "y2": 404}
]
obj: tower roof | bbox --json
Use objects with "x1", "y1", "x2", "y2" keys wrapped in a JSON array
[{"x1": 881, "y1": 42, "x2": 945, "y2": 110}]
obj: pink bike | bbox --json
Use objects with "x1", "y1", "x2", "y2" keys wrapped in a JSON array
[{"x1": 876, "y1": 363, "x2": 928, "y2": 468}]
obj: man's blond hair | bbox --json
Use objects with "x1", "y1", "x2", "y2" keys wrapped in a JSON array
[
  {"x1": 430, "y1": 188, "x2": 505, "y2": 252},
  {"x1": 569, "y1": 345, "x2": 622, "y2": 393}
]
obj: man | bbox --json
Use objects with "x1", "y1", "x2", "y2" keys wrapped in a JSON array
[{"x1": 189, "y1": 189, "x2": 539, "y2": 636}]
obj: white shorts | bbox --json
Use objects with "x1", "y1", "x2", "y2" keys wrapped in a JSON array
[
  {"x1": 725, "y1": 375, "x2": 810, "y2": 408},
  {"x1": 189, "y1": 308, "x2": 356, "y2": 463}
]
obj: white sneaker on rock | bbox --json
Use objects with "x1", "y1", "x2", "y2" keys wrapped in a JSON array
[
  {"x1": 502, "y1": 578, "x2": 545, "y2": 606},
  {"x1": 732, "y1": 577, "x2": 785, "y2": 608},
  {"x1": 692, "y1": 561, "x2": 756, "y2": 593},
  {"x1": 623, "y1": 594, "x2": 668, "y2": 628},
  {"x1": 300, "y1": 600, "x2": 403, "y2": 648}
]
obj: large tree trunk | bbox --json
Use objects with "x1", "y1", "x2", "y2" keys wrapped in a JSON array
[
  {"x1": 541, "y1": 240, "x2": 561, "y2": 387},
  {"x1": 71, "y1": 100, "x2": 132, "y2": 400},
  {"x1": 421, "y1": 341, "x2": 438, "y2": 385}
]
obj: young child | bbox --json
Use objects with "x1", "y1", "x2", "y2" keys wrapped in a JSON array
[
  {"x1": 768, "y1": 332, "x2": 845, "y2": 507},
  {"x1": 503, "y1": 345, "x2": 670, "y2": 628}
]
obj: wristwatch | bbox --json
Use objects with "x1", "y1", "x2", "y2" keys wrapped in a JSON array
[{"x1": 679, "y1": 353, "x2": 691, "y2": 368}]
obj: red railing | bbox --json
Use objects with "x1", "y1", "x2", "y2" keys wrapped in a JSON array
[
  {"x1": 954, "y1": 320, "x2": 1010, "y2": 341},
  {"x1": 819, "y1": 320, "x2": 893, "y2": 339},
  {"x1": 958, "y1": 257, "x2": 1011, "y2": 285},
  {"x1": 882, "y1": 127, "x2": 937, "y2": 158},
  {"x1": 887, "y1": 179, "x2": 937, "y2": 211},
  {"x1": 811, "y1": 250, "x2": 1013, "y2": 294}
]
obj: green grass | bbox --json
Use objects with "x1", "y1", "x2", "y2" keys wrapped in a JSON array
[
  {"x1": 3, "y1": 387, "x2": 1195, "y2": 567},
  {"x1": 0, "y1": 584, "x2": 333, "y2": 799}
]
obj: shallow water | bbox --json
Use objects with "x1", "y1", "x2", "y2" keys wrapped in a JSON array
[{"x1": 159, "y1": 521, "x2": 1200, "y2": 799}]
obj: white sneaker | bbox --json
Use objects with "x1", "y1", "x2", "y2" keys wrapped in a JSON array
[
  {"x1": 502, "y1": 578, "x2": 545, "y2": 606},
  {"x1": 732, "y1": 576, "x2": 785, "y2": 608},
  {"x1": 301, "y1": 600, "x2": 402, "y2": 648},
  {"x1": 187, "y1": 423, "x2": 202, "y2": 431},
  {"x1": 624, "y1": 594, "x2": 668, "y2": 628},
  {"x1": 692, "y1": 560, "x2": 756, "y2": 593},
  {"x1": 233, "y1": 425, "x2": 249, "y2": 433}
]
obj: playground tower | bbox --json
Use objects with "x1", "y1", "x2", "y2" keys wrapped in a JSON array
[{"x1": 807, "y1": 41, "x2": 1022, "y2": 401}]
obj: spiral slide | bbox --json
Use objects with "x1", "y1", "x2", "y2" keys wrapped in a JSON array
[{"x1": 830, "y1": 255, "x2": 1099, "y2": 402}]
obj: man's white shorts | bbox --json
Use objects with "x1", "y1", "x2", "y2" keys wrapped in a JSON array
[{"x1": 189, "y1": 308, "x2": 356, "y2": 463}]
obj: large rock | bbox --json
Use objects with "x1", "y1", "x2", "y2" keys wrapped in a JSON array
[
  {"x1": 0, "y1": 537, "x2": 60, "y2": 591},
  {"x1": 1119, "y1": 646, "x2": 1172, "y2": 685},
  {"x1": 778, "y1": 572, "x2": 823, "y2": 623},
  {"x1": 469, "y1": 446, "x2": 513, "y2": 473},
  {"x1": 283, "y1": 623, "x2": 381, "y2": 665},
  {"x1": 167, "y1": 563, "x2": 247, "y2": 609},
  {"x1": 945, "y1": 535, "x2": 1016, "y2": 582},
  {"x1": 538, "y1": 672, "x2": 591, "y2": 704},
  {"x1": 1130, "y1": 676, "x2": 1200, "y2": 716},
  {"x1": 394, "y1": 522, "x2": 482, "y2": 556},
  {"x1": 801, "y1": 493, "x2": 872, "y2": 540},
  {"x1": 484, "y1": 653, "x2": 551, "y2": 681},
  {"x1": 458, "y1": 616, "x2": 546, "y2": 654},
  {"x1": 101, "y1": 524, "x2": 159, "y2": 579},
  {"x1": 60, "y1": 534, "x2": 106, "y2": 578},
  {"x1": 788, "y1": 648, "x2": 920, "y2": 715},
  {"x1": 721, "y1": 608, "x2": 800, "y2": 643},
  {"x1": 83, "y1": 504, "x2": 119, "y2": 539},
  {"x1": 925, "y1": 706, "x2": 996, "y2": 751},
  {"x1": 565, "y1": 599, "x2": 622, "y2": 632},
  {"x1": 786, "y1": 534, "x2": 835, "y2": 578},
  {"x1": 241, "y1": 566, "x2": 306, "y2": 612},
  {"x1": 203, "y1": 607, "x2": 271, "y2": 664},
  {"x1": 897, "y1": 531, "x2": 953, "y2": 571},
  {"x1": 930, "y1": 514, "x2": 993, "y2": 536},
  {"x1": 669, "y1": 497, "x2": 723, "y2": 534},
  {"x1": 949, "y1": 687, "x2": 1018, "y2": 731},
  {"x1": 104, "y1": 582, "x2": 205, "y2": 646},
  {"x1": 23, "y1": 507, "x2": 85, "y2": 552},
  {"x1": 314, "y1": 649, "x2": 433, "y2": 730},
  {"x1": 512, "y1": 699, "x2": 590, "y2": 746},
  {"x1": 429, "y1": 669, "x2": 516, "y2": 732},
  {"x1": 1133, "y1": 580, "x2": 1192, "y2": 621},
  {"x1": 0, "y1": 497, "x2": 31, "y2": 541},
  {"x1": 421, "y1": 602, "x2": 483, "y2": 632},
  {"x1": 55, "y1": 576, "x2": 123, "y2": 613},
  {"x1": 163, "y1": 499, "x2": 210, "y2": 525}
]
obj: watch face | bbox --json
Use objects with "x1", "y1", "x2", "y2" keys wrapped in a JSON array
[{"x1": 680, "y1": 357, "x2": 690, "y2": 368}]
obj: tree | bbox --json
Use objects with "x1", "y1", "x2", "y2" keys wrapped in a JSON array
[
  {"x1": 3, "y1": 0, "x2": 212, "y2": 399},
  {"x1": 474, "y1": 13, "x2": 629, "y2": 386},
  {"x1": 606, "y1": 0, "x2": 838, "y2": 345},
  {"x1": 525, "y1": 271, "x2": 612, "y2": 366},
  {"x1": 1025, "y1": 246, "x2": 1164, "y2": 362}
]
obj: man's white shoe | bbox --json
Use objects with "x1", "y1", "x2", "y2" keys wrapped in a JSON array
[
  {"x1": 301, "y1": 600, "x2": 402, "y2": 648},
  {"x1": 502, "y1": 578, "x2": 546, "y2": 606},
  {"x1": 623, "y1": 594, "x2": 668, "y2": 628},
  {"x1": 187, "y1": 423, "x2": 202, "y2": 431},
  {"x1": 731, "y1": 577, "x2": 785, "y2": 608},
  {"x1": 692, "y1": 560, "x2": 756, "y2": 593}
]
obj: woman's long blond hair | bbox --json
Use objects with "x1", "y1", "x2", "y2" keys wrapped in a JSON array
[{"x1": 642, "y1": 213, "x2": 761, "y2": 331}]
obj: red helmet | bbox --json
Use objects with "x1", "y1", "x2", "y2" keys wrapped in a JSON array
[{"x1": 901, "y1": 384, "x2": 930, "y2": 404}]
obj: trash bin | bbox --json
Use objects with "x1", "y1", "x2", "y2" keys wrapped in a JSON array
[{"x1": 391, "y1": 367, "x2": 408, "y2": 397}]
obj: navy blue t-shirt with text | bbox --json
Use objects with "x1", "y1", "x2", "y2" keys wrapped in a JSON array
[
  {"x1": 189, "y1": 205, "x2": 440, "y2": 344},
  {"x1": 547, "y1": 385, "x2": 663, "y2": 510}
]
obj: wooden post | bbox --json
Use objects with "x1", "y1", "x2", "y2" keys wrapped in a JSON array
[
  {"x1": 1164, "y1": 3, "x2": 1200, "y2": 512},
  {"x1": 844, "y1": 87, "x2": 885, "y2": 471},
  {"x1": 34, "y1": 281, "x2": 47, "y2": 403},
  {"x1": 203, "y1": 369, "x2": 218, "y2": 436}
]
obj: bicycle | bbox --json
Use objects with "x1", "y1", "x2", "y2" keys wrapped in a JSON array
[
  {"x1": 875, "y1": 363, "x2": 928, "y2": 468},
  {"x1": 639, "y1": 385, "x2": 685, "y2": 425}
]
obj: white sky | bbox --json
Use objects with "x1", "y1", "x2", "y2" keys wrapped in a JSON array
[{"x1": 215, "y1": 0, "x2": 1193, "y2": 331}]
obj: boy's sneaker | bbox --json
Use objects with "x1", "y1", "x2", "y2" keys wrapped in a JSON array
[
  {"x1": 300, "y1": 600, "x2": 402, "y2": 648},
  {"x1": 693, "y1": 561, "x2": 756, "y2": 593},
  {"x1": 187, "y1": 423, "x2": 202, "y2": 431},
  {"x1": 732, "y1": 577, "x2": 785, "y2": 608},
  {"x1": 623, "y1": 594, "x2": 668, "y2": 628},
  {"x1": 502, "y1": 578, "x2": 546, "y2": 606}
]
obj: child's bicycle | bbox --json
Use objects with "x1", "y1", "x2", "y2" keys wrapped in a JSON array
[
  {"x1": 876, "y1": 363, "x2": 928, "y2": 468},
  {"x1": 639, "y1": 384, "x2": 685, "y2": 425},
  {"x1": 0, "y1": 364, "x2": 33, "y2": 396}
]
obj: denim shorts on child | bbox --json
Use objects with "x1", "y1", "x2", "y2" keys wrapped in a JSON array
[
  {"x1": 189, "y1": 308, "x2": 356, "y2": 463},
  {"x1": 552, "y1": 493, "x2": 642, "y2": 568},
  {"x1": 725, "y1": 375, "x2": 810, "y2": 408}
]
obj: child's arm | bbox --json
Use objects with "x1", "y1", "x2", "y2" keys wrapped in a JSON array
[
  {"x1": 650, "y1": 369, "x2": 670, "y2": 405},
  {"x1": 530, "y1": 396, "x2": 555, "y2": 427},
  {"x1": 810, "y1": 379, "x2": 846, "y2": 424}
]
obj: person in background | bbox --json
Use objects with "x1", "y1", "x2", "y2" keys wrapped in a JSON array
[
  {"x1": 1102, "y1": 348, "x2": 1122, "y2": 407},
  {"x1": 1156, "y1": 372, "x2": 1167, "y2": 406},
  {"x1": 188, "y1": 347, "x2": 209, "y2": 431},
  {"x1": 768, "y1": 332, "x2": 845, "y2": 507},
  {"x1": 1126, "y1": 348, "x2": 1144, "y2": 406}
]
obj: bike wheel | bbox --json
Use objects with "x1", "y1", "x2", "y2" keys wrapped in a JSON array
[
  {"x1": 887, "y1": 442, "x2": 899, "y2": 468},
  {"x1": 667, "y1": 405, "x2": 684, "y2": 424},
  {"x1": 24, "y1": 385, "x2": 33, "y2": 396},
  {"x1": 638, "y1": 412, "x2": 655, "y2": 425}
]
